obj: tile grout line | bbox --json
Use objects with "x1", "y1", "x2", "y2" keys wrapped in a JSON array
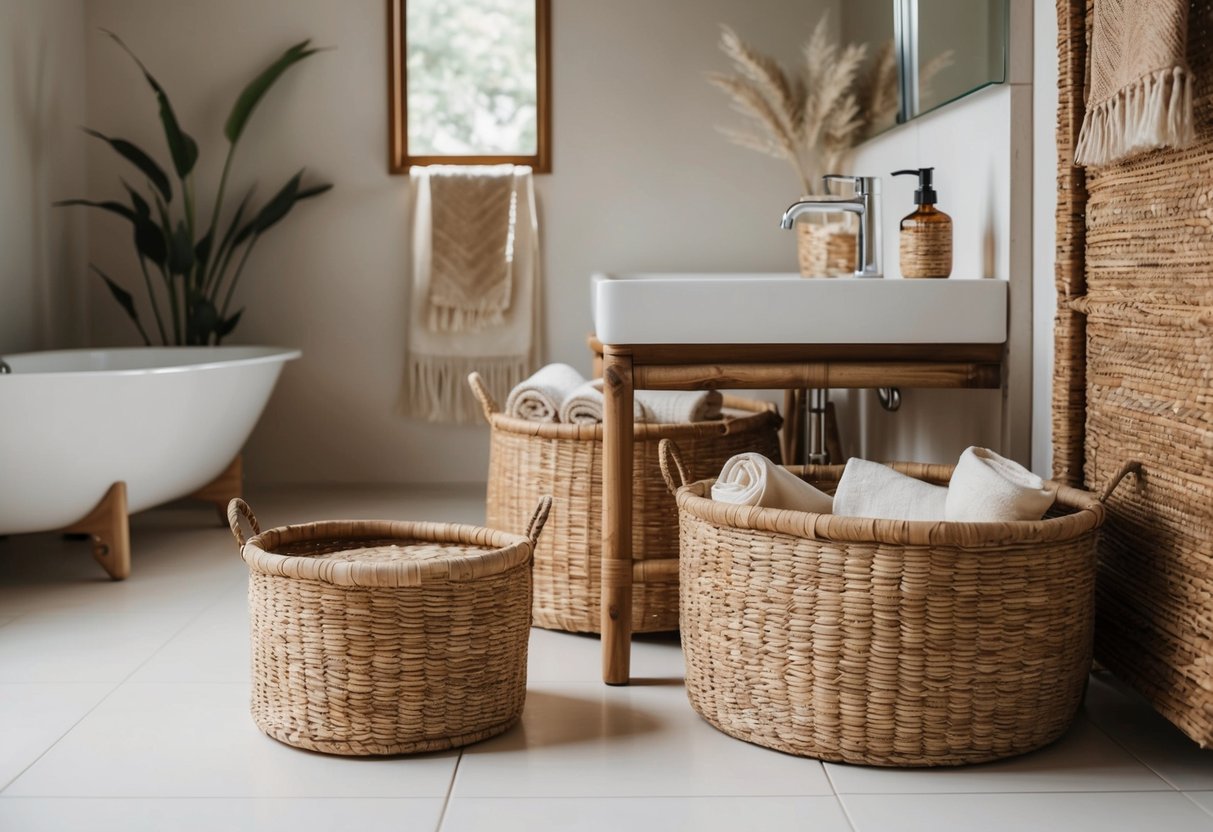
[
  {"x1": 434, "y1": 750, "x2": 464, "y2": 832},
  {"x1": 1079, "y1": 693, "x2": 1186, "y2": 792},
  {"x1": 823, "y1": 766, "x2": 859, "y2": 832},
  {"x1": 1180, "y1": 792, "x2": 1213, "y2": 820},
  {"x1": 0, "y1": 585, "x2": 227, "y2": 795}
]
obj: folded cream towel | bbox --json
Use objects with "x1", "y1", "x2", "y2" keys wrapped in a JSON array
[
  {"x1": 637, "y1": 390, "x2": 723, "y2": 423},
  {"x1": 711, "y1": 453, "x2": 834, "y2": 513},
  {"x1": 559, "y1": 379, "x2": 646, "y2": 425},
  {"x1": 833, "y1": 458, "x2": 948, "y2": 521},
  {"x1": 945, "y1": 447, "x2": 1056, "y2": 522},
  {"x1": 505, "y1": 363, "x2": 586, "y2": 422}
]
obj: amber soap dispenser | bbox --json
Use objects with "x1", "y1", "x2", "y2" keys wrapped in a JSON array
[{"x1": 892, "y1": 167, "x2": 952, "y2": 278}]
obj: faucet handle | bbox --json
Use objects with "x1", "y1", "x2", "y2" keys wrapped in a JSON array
[{"x1": 823, "y1": 174, "x2": 879, "y2": 196}]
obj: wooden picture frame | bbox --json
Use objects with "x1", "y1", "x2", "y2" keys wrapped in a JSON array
[{"x1": 387, "y1": 0, "x2": 552, "y2": 174}]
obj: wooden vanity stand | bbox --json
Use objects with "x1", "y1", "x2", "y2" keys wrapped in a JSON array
[{"x1": 597, "y1": 340, "x2": 1003, "y2": 685}]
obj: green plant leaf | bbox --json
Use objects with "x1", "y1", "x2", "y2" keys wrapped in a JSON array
[
  {"x1": 82, "y1": 128, "x2": 171, "y2": 202},
  {"x1": 217, "y1": 308, "x2": 243, "y2": 339},
  {"x1": 224, "y1": 39, "x2": 319, "y2": 144},
  {"x1": 53, "y1": 198, "x2": 136, "y2": 222},
  {"x1": 121, "y1": 181, "x2": 151, "y2": 218},
  {"x1": 90, "y1": 264, "x2": 151, "y2": 345},
  {"x1": 102, "y1": 29, "x2": 199, "y2": 178},
  {"x1": 132, "y1": 211, "x2": 168, "y2": 266},
  {"x1": 167, "y1": 220, "x2": 195, "y2": 275},
  {"x1": 194, "y1": 230, "x2": 213, "y2": 276},
  {"x1": 186, "y1": 296, "x2": 220, "y2": 345},
  {"x1": 251, "y1": 170, "x2": 303, "y2": 233}
]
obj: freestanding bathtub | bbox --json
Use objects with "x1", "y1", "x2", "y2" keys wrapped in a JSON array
[{"x1": 0, "y1": 346, "x2": 300, "y2": 578}]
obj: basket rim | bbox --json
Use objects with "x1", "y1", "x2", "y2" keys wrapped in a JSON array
[
  {"x1": 487, "y1": 394, "x2": 781, "y2": 440},
  {"x1": 241, "y1": 519, "x2": 533, "y2": 587},
  {"x1": 676, "y1": 461, "x2": 1106, "y2": 547}
]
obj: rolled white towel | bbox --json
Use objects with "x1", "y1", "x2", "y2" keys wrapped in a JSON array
[
  {"x1": 505, "y1": 363, "x2": 586, "y2": 422},
  {"x1": 636, "y1": 389, "x2": 724, "y2": 423},
  {"x1": 711, "y1": 453, "x2": 834, "y2": 513},
  {"x1": 559, "y1": 379, "x2": 646, "y2": 425},
  {"x1": 833, "y1": 458, "x2": 948, "y2": 521},
  {"x1": 945, "y1": 447, "x2": 1056, "y2": 522}
]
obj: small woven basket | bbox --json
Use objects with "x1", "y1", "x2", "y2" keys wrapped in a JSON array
[
  {"x1": 469, "y1": 372, "x2": 782, "y2": 634},
  {"x1": 660, "y1": 440, "x2": 1141, "y2": 767},
  {"x1": 227, "y1": 496, "x2": 551, "y2": 756},
  {"x1": 797, "y1": 219, "x2": 856, "y2": 277}
]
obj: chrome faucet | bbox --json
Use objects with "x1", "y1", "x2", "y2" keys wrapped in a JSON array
[{"x1": 779, "y1": 174, "x2": 882, "y2": 278}]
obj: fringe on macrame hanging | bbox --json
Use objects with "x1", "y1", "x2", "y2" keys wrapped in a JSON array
[
  {"x1": 1075, "y1": 66, "x2": 1195, "y2": 166},
  {"x1": 399, "y1": 353, "x2": 530, "y2": 425}
]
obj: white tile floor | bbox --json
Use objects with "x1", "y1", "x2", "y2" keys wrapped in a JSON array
[{"x1": 2, "y1": 485, "x2": 1212, "y2": 831}]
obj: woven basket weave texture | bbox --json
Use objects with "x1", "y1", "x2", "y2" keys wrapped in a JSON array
[
  {"x1": 230, "y1": 498, "x2": 549, "y2": 756},
  {"x1": 663, "y1": 441, "x2": 1109, "y2": 766},
  {"x1": 472, "y1": 373, "x2": 782, "y2": 633}
]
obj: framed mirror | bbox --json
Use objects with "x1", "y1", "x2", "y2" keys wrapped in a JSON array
[{"x1": 842, "y1": 0, "x2": 1008, "y2": 137}]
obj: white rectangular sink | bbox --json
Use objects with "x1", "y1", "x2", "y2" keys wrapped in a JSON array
[{"x1": 592, "y1": 273, "x2": 1007, "y2": 345}]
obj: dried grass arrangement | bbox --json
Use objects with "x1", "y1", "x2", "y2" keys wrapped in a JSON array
[{"x1": 710, "y1": 17, "x2": 949, "y2": 194}]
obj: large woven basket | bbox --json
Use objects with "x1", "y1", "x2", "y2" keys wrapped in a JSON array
[
  {"x1": 660, "y1": 440, "x2": 1138, "y2": 766},
  {"x1": 227, "y1": 496, "x2": 551, "y2": 756},
  {"x1": 469, "y1": 372, "x2": 782, "y2": 634}
]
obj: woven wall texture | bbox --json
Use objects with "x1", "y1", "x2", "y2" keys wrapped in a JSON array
[{"x1": 1055, "y1": 0, "x2": 1213, "y2": 746}]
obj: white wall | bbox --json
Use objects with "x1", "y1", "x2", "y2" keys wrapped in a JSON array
[
  {"x1": 82, "y1": 0, "x2": 836, "y2": 484},
  {"x1": 79, "y1": 0, "x2": 1042, "y2": 482},
  {"x1": 0, "y1": 0, "x2": 88, "y2": 355},
  {"x1": 1031, "y1": 0, "x2": 1057, "y2": 476},
  {"x1": 841, "y1": 1, "x2": 1034, "y2": 469}
]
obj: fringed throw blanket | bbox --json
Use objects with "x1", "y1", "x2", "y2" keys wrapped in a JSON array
[
  {"x1": 426, "y1": 165, "x2": 517, "y2": 332},
  {"x1": 1075, "y1": 0, "x2": 1195, "y2": 165},
  {"x1": 401, "y1": 166, "x2": 542, "y2": 424}
]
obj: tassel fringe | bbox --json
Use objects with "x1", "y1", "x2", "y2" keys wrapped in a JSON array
[
  {"x1": 1075, "y1": 66, "x2": 1195, "y2": 166},
  {"x1": 399, "y1": 353, "x2": 529, "y2": 425}
]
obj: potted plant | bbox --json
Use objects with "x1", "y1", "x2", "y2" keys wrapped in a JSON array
[{"x1": 58, "y1": 32, "x2": 331, "y2": 345}]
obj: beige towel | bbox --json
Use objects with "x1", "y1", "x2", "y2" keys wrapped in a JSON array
[
  {"x1": 425, "y1": 164, "x2": 517, "y2": 332},
  {"x1": 506, "y1": 364, "x2": 587, "y2": 423},
  {"x1": 833, "y1": 458, "x2": 948, "y2": 522},
  {"x1": 945, "y1": 447, "x2": 1056, "y2": 523},
  {"x1": 559, "y1": 379, "x2": 646, "y2": 425},
  {"x1": 401, "y1": 166, "x2": 542, "y2": 424},
  {"x1": 711, "y1": 453, "x2": 834, "y2": 513},
  {"x1": 1075, "y1": 0, "x2": 1194, "y2": 165},
  {"x1": 637, "y1": 390, "x2": 723, "y2": 423}
]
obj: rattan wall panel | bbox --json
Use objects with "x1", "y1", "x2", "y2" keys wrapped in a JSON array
[{"x1": 1055, "y1": 0, "x2": 1213, "y2": 745}]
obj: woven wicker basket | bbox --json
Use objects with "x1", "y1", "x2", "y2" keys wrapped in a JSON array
[
  {"x1": 468, "y1": 372, "x2": 782, "y2": 634},
  {"x1": 660, "y1": 440, "x2": 1139, "y2": 766},
  {"x1": 227, "y1": 496, "x2": 551, "y2": 756}
]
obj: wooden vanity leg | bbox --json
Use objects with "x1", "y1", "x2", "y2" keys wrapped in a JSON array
[
  {"x1": 602, "y1": 348, "x2": 635, "y2": 685},
  {"x1": 66, "y1": 482, "x2": 131, "y2": 580},
  {"x1": 188, "y1": 455, "x2": 243, "y2": 526}
]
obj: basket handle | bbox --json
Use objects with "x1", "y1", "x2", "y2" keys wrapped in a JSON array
[
  {"x1": 525, "y1": 496, "x2": 553, "y2": 547},
  {"x1": 226, "y1": 498, "x2": 261, "y2": 550},
  {"x1": 658, "y1": 438, "x2": 691, "y2": 496},
  {"x1": 1099, "y1": 460, "x2": 1145, "y2": 503},
  {"x1": 466, "y1": 372, "x2": 500, "y2": 422}
]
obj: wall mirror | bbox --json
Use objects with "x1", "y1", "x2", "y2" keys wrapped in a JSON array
[{"x1": 841, "y1": 0, "x2": 1008, "y2": 137}]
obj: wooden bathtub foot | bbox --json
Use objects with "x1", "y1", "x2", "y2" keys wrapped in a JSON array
[
  {"x1": 66, "y1": 482, "x2": 131, "y2": 580},
  {"x1": 188, "y1": 455, "x2": 243, "y2": 526}
]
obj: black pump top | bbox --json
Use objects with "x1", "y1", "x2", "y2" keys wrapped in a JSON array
[{"x1": 892, "y1": 167, "x2": 937, "y2": 205}]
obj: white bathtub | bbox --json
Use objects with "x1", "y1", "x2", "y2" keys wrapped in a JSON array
[{"x1": 0, "y1": 346, "x2": 299, "y2": 536}]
